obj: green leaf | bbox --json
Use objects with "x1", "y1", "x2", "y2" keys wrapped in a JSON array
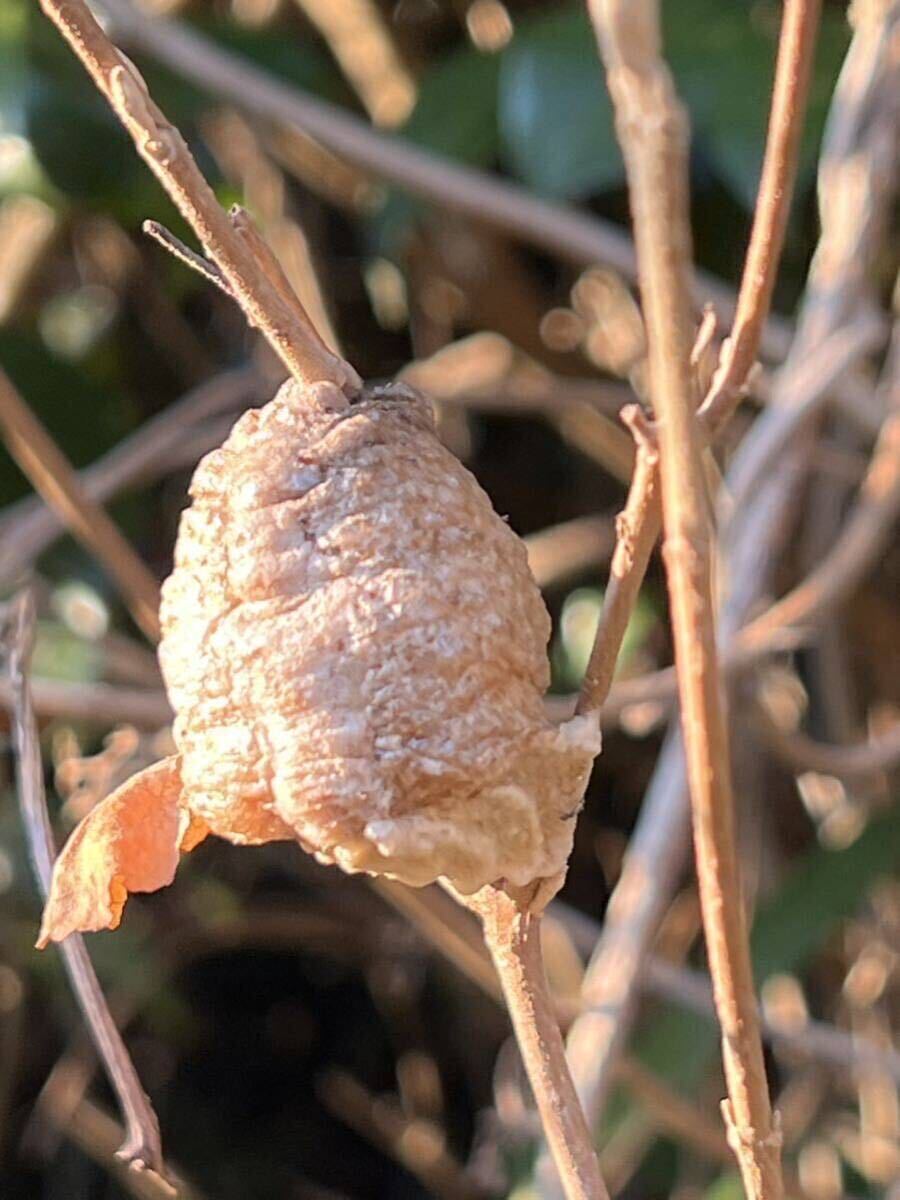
[
  {"x1": 31, "y1": 620, "x2": 102, "y2": 684},
  {"x1": 750, "y1": 810, "x2": 899, "y2": 984},
  {"x1": 402, "y1": 45, "x2": 500, "y2": 166},
  {"x1": 498, "y1": 7, "x2": 621, "y2": 199}
]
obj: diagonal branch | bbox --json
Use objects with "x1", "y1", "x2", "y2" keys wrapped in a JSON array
[
  {"x1": 587, "y1": 3, "x2": 784, "y2": 1198},
  {"x1": 2, "y1": 592, "x2": 170, "y2": 1185},
  {"x1": 0, "y1": 367, "x2": 162, "y2": 642},
  {"x1": 37, "y1": 0, "x2": 359, "y2": 394}
]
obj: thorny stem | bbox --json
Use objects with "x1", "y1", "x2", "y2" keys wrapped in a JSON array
[
  {"x1": 577, "y1": 0, "x2": 821, "y2": 719},
  {"x1": 464, "y1": 887, "x2": 609, "y2": 1200},
  {"x1": 0, "y1": 368, "x2": 162, "y2": 642},
  {"x1": 2, "y1": 593, "x2": 170, "y2": 1186},
  {"x1": 38, "y1": 0, "x2": 359, "y2": 394},
  {"x1": 588, "y1": 2, "x2": 783, "y2": 1198}
]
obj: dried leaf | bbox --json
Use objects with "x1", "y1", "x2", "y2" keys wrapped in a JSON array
[{"x1": 38, "y1": 756, "x2": 206, "y2": 945}]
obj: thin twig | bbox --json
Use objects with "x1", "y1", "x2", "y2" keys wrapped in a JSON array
[
  {"x1": 576, "y1": 405, "x2": 659, "y2": 714},
  {"x1": 372, "y1": 879, "x2": 900, "y2": 1082},
  {"x1": 2, "y1": 592, "x2": 168, "y2": 1180},
  {"x1": 593, "y1": 409, "x2": 900, "y2": 721},
  {"x1": 98, "y1": 0, "x2": 792, "y2": 361},
  {"x1": 457, "y1": 886, "x2": 609, "y2": 1200},
  {"x1": 0, "y1": 367, "x2": 162, "y2": 642},
  {"x1": 757, "y1": 713, "x2": 900, "y2": 781},
  {"x1": 143, "y1": 220, "x2": 232, "y2": 296},
  {"x1": 0, "y1": 368, "x2": 262, "y2": 584},
  {"x1": 34, "y1": 1063, "x2": 200, "y2": 1200},
  {"x1": 700, "y1": 0, "x2": 823, "y2": 430},
  {"x1": 576, "y1": 0, "x2": 823, "y2": 720},
  {"x1": 0, "y1": 674, "x2": 172, "y2": 727},
  {"x1": 37, "y1": 0, "x2": 358, "y2": 394},
  {"x1": 587, "y1": 3, "x2": 784, "y2": 1196}
]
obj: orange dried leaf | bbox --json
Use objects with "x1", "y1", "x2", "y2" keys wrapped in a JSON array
[{"x1": 37, "y1": 756, "x2": 201, "y2": 946}]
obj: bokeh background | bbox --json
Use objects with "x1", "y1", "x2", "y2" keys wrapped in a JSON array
[{"x1": 0, "y1": 1, "x2": 898, "y2": 1198}]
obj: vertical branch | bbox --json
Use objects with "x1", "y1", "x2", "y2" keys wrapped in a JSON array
[
  {"x1": 2, "y1": 593, "x2": 169, "y2": 1183},
  {"x1": 37, "y1": 0, "x2": 360, "y2": 394},
  {"x1": 461, "y1": 887, "x2": 609, "y2": 1200},
  {"x1": 577, "y1": 0, "x2": 822, "y2": 718},
  {"x1": 587, "y1": 3, "x2": 783, "y2": 1199}
]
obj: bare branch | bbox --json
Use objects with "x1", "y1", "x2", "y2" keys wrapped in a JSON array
[
  {"x1": 0, "y1": 368, "x2": 262, "y2": 584},
  {"x1": 0, "y1": 367, "x2": 162, "y2": 642},
  {"x1": 457, "y1": 885, "x2": 609, "y2": 1200},
  {"x1": 587, "y1": 3, "x2": 783, "y2": 1196},
  {"x1": 143, "y1": 220, "x2": 232, "y2": 296},
  {"x1": 2, "y1": 593, "x2": 167, "y2": 1179},
  {"x1": 0, "y1": 675, "x2": 172, "y2": 728},
  {"x1": 700, "y1": 0, "x2": 823, "y2": 430},
  {"x1": 757, "y1": 712, "x2": 900, "y2": 782},
  {"x1": 559, "y1": 1, "x2": 899, "y2": 1173},
  {"x1": 37, "y1": 0, "x2": 359, "y2": 393},
  {"x1": 576, "y1": 407, "x2": 659, "y2": 715},
  {"x1": 576, "y1": 0, "x2": 825, "y2": 721}
]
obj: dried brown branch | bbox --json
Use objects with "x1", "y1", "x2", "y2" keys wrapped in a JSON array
[
  {"x1": 2, "y1": 592, "x2": 167, "y2": 1179},
  {"x1": 201, "y1": 109, "x2": 342, "y2": 353},
  {"x1": 0, "y1": 367, "x2": 162, "y2": 642},
  {"x1": 372, "y1": 877, "x2": 900, "y2": 1084},
  {"x1": 37, "y1": 0, "x2": 358, "y2": 394},
  {"x1": 576, "y1": 0, "x2": 823, "y2": 721},
  {"x1": 457, "y1": 886, "x2": 609, "y2": 1200},
  {"x1": 0, "y1": 368, "x2": 262, "y2": 583},
  {"x1": 586, "y1": 3, "x2": 783, "y2": 1197},
  {"x1": 99, "y1": 0, "x2": 791, "y2": 360},
  {"x1": 700, "y1": 0, "x2": 823, "y2": 430},
  {"x1": 0, "y1": 675, "x2": 172, "y2": 728},
  {"x1": 576, "y1": 405, "x2": 659, "y2": 714},
  {"x1": 594, "y1": 412, "x2": 900, "y2": 720},
  {"x1": 143, "y1": 220, "x2": 232, "y2": 296},
  {"x1": 757, "y1": 713, "x2": 900, "y2": 782},
  {"x1": 318, "y1": 1070, "x2": 485, "y2": 1200},
  {"x1": 34, "y1": 1063, "x2": 200, "y2": 1200},
  {"x1": 558, "y1": 1, "x2": 898, "y2": 1179}
]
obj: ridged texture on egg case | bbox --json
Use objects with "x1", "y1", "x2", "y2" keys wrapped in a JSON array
[{"x1": 159, "y1": 378, "x2": 600, "y2": 893}]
